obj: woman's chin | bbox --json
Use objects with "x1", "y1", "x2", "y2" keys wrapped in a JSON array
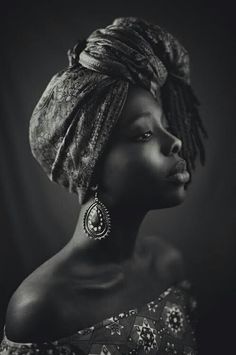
[
  {"x1": 167, "y1": 183, "x2": 188, "y2": 207},
  {"x1": 150, "y1": 183, "x2": 188, "y2": 210}
]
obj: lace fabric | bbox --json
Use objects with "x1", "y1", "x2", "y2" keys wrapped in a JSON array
[{"x1": 0, "y1": 280, "x2": 198, "y2": 355}]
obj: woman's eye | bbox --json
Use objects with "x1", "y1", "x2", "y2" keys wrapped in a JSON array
[{"x1": 133, "y1": 131, "x2": 153, "y2": 142}]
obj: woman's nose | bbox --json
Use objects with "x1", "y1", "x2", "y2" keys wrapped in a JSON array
[{"x1": 161, "y1": 131, "x2": 182, "y2": 156}]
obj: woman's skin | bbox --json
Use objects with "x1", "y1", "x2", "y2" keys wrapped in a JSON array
[
  {"x1": 5, "y1": 85, "x2": 187, "y2": 342},
  {"x1": 70, "y1": 84, "x2": 186, "y2": 265}
]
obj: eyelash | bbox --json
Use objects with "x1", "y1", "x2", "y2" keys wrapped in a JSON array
[
  {"x1": 132, "y1": 123, "x2": 171, "y2": 143},
  {"x1": 133, "y1": 130, "x2": 153, "y2": 142}
]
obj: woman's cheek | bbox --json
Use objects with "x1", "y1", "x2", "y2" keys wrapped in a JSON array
[
  {"x1": 136, "y1": 142, "x2": 165, "y2": 176},
  {"x1": 99, "y1": 148, "x2": 131, "y2": 189},
  {"x1": 99, "y1": 140, "x2": 165, "y2": 198}
]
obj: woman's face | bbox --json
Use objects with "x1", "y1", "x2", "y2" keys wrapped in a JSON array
[{"x1": 96, "y1": 85, "x2": 190, "y2": 211}]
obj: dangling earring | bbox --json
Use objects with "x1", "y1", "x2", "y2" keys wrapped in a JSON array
[{"x1": 83, "y1": 184, "x2": 111, "y2": 240}]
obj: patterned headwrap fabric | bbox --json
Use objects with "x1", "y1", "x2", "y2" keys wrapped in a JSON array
[{"x1": 29, "y1": 16, "x2": 206, "y2": 204}]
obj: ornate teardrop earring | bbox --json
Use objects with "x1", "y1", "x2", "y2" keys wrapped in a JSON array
[{"x1": 83, "y1": 184, "x2": 111, "y2": 240}]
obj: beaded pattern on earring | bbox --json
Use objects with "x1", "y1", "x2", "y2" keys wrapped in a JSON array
[{"x1": 83, "y1": 185, "x2": 111, "y2": 240}]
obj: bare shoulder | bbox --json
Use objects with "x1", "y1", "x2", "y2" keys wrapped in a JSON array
[
  {"x1": 5, "y1": 260, "x2": 65, "y2": 343},
  {"x1": 136, "y1": 235, "x2": 185, "y2": 284},
  {"x1": 5, "y1": 280, "x2": 56, "y2": 343}
]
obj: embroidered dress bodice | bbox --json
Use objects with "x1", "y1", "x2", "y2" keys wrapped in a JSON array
[{"x1": 0, "y1": 281, "x2": 198, "y2": 355}]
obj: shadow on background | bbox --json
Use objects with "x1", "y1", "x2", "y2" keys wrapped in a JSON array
[{"x1": 0, "y1": 1, "x2": 235, "y2": 354}]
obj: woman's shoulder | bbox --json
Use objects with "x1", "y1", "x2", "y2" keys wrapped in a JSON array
[
  {"x1": 4, "y1": 253, "x2": 121, "y2": 344},
  {"x1": 4, "y1": 256, "x2": 69, "y2": 343},
  {"x1": 136, "y1": 234, "x2": 185, "y2": 284},
  {"x1": 4, "y1": 236, "x2": 185, "y2": 344},
  {"x1": 5, "y1": 277, "x2": 57, "y2": 343}
]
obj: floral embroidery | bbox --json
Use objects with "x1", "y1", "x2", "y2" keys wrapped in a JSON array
[
  {"x1": 134, "y1": 318, "x2": 158, "y2": 353},
  {"x1": 163, "y1": 302, "x2": 185, "y2": 337},
  {"x1": 105, "y1": 320, "x2": 124, "y2": 336},
  {"x1": 147, "y1": 300, "x2": 159, "y2": 313},
  {"x1": 164, "y1": 341, "x2": 178, "y2": 354},
  {"x1": 100, "y1": 345, "x2": 111, "y2": 355}
]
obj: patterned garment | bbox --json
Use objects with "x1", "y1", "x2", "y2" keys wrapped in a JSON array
[
  {"x1": 0, "y1": 281, "x2": 198, "y2": 354},
  {"x1": 29, "y1": 17, "x2": 206, "y2": 205}
]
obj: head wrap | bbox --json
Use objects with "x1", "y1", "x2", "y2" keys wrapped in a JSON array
[{"x1": 29, "y1": 17, "x2": 207, "y2": 204}]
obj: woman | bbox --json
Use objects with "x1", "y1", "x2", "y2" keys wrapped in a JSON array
[{"x1": 0, "y1": 17, "x2": 207, "y2": 354}]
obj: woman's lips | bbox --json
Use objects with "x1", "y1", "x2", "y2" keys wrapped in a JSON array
[
  {"x1": 166, "y1": 170, "x2": 190, "y2": 184},
  {"x1": 166, "y1": 159, "x2": 190, "y2": 184}
]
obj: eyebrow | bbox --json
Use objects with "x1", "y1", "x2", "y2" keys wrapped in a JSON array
[
  {"x1": 124, "y1": 112, "x2": 153, "y2": 128},
  {"x1": 126, "y1": 110, "x2": 166, "y2": 127},
  {"x1": 131, "y1": 111, "x2": 152, "y2": 121}
]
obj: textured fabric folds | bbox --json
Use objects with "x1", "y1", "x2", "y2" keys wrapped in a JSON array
[{"x1": 29, "y1": 17, "x2": 194, "y2": 204}]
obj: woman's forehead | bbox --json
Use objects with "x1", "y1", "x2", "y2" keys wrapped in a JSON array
[{"x1": 117, "y1": 85, "x2": 163, "y2": 129}]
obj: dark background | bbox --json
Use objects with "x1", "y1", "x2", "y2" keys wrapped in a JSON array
[{"x1": 0, "y1": 1, "x2": 235, "y2": 354}]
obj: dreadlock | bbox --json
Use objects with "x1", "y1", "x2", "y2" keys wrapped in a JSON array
[{"x1": 161, "y1": 76, "x2": 208, "y2": 174}]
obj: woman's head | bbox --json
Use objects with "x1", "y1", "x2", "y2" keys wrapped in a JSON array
[
  {"x1": 92, "y1": 84, "x2": 188, "y2": 211},
  {"x1": 29, "y1": 17, "x2": 207, "y2": 206}
]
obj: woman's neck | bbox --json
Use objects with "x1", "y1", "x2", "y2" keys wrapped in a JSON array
[{"x1": 66, "y1": 198, "x2": 148, "y2": 267}]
